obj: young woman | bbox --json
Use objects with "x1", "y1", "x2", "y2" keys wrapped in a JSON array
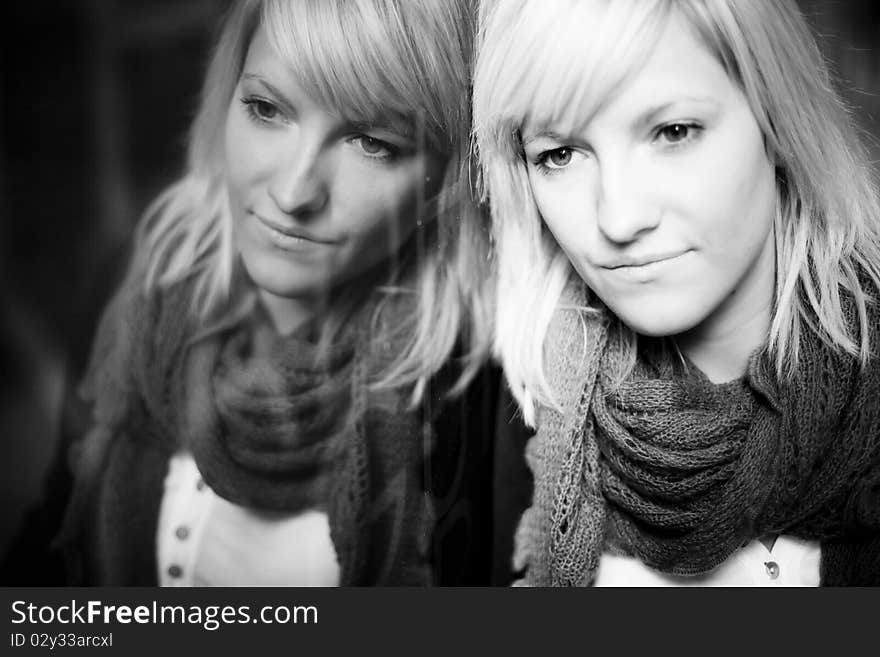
[
  {"x1": 48, "y1": 0, "x2": 491, "y2": 586},
  {"x1": 474, "y1": 0, "x2": 880, "y2": 585}
]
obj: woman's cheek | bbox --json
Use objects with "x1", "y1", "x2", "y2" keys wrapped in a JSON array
[{"x1": 534, "y1": 180, "x2": 591, "y2": 253}]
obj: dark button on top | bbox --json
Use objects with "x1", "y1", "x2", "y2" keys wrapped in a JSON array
[
  {"x1": 168, "y1": 564, "x2": 183, "y2": 578},
  {"x1": 175, "y1": 526, "x2": 190, "y2": 540},
  {"x1": 196, "y1": 479, "x2": 206, "y2": 491},
  {"x1": 764, "y1": 561, "x2": 780, "y2": 580}
]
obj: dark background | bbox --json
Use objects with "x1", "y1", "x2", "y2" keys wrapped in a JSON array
[
  {"x1": 1, "y1": 0, "x2": 879, "y2": 561},
  {"x1": 0, "y1": 0, "x2": 234, "y2": 559}
]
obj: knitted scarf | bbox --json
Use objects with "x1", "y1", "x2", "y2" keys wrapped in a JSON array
[
  {"x1": 514, "y1": 278, "x2": 880, "y2": 586},
  {"x1": 182, "y1": 301, "x2": 361, "y2": 513},
  {"x1": 56, "y1": 264, "x2": 433, "y2": 585}
]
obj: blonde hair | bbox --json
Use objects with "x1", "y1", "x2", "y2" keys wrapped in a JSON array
[
  {"x1": 138, "y1": 0, "x2": 491, "y2": 400},
  {"x1": 473, "y1": 0, "x2": 880, "y2": 425}
]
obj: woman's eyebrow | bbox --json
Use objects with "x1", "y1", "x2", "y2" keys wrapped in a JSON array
[
  {"x1": 348, "y1": 120, "x2": 415, "y2": 141},
  {"x1": 240, "y1": 72, "x2": 298, "y2": 116},
  {"x1": 634, "y1": 96, "x2": 720, "y2": 128},
  {"x1": 522, "y1": 130, "x2": 566, "y2": 147}
]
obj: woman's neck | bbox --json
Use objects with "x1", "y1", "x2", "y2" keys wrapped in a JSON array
[
  {"x1": 253, "y1": 259, "x2": 400, "y2": 338},
  {"x1": 677, "y1": 237, "x2": 776, "y2": 383},
  {"x1": 258, "y1": 289, "x2": 325, "y2": 336}
]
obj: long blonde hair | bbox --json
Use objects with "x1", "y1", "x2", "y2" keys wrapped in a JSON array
[
  {"x1": 137, "y1": 0, "x2": 491, "y2": 401},
  {"x1": 473, "y1": 0, "x2": 880, "y2": 425}
]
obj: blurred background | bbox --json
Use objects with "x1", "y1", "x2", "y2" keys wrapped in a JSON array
[
  {"x1": 0, "y1": 0, "x2": 234, "y2": 562},
  {"x1": 1, "y1": 0, "x2": 879, "y2": 562}
]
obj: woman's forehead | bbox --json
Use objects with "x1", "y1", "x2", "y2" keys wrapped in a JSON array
[
  {"x1": 255, "y1": 11, "x2": 449, "y2": 149},
  {"x1": 241, "y1": 25, "x2": 417, "y2": 138},
  {"x1": 536, "y1": 22, "x2": 731, "y2": 137},
  {"x1": 513, "y1": 6, "x2": 737, "y2": 141},
  {"x1": 510, "y1": 9, "x2": 664, "y2": 135}
]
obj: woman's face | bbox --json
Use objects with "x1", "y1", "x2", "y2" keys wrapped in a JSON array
[
  {"x1": 521, "y1": 12, "x2": 777, "y2": 339},
  {"x1": 225, "y1": 25, "x2": 446, "y2": 302}
]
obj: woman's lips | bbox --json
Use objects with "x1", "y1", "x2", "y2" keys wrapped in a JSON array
[
  {"x1": 602, "y1": 250, "x2": 693, "y2": 282},
  {"x1": 254, "y1": 214, "x2": 338, "y2": 250}
]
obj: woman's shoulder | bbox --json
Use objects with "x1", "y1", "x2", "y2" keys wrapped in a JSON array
[{"x1": 78, "y1": 250, "x2": 195, "y2": 413}]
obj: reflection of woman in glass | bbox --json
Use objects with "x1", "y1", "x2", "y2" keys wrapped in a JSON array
[
  {"x1": 54, "y1": 0, "x2": 490, "y2": 585},
  {"x1": 475, "y1": 0, "x2": 880, "y2": 585}
]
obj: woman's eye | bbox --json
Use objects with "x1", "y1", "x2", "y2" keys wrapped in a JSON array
[
  {"x1": 543, "y1": 148, "x2": 573, "y2": 169},
  {"x1": 352, "y1": 135, "x2": 396, "y2": 160},
  {"x1": 655, "y1": 123, "x2": 700, "y2": 145},
  {"x1": 253, "y1": 100, "x2": 278, "y2": 120},
  {"x1": 359, "y1": 136, "x2": 385, "y2": 154},
  {"x1": 241, "y1": 97, "x2": 282, "y2": 124}
]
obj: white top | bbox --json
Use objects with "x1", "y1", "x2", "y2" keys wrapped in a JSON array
[
  {"x1": 594, "y1": 535, "x2": 821, "y2": 586},
  {"x1": 156, "y1": 452, "x2": 341, "y2": 586}
]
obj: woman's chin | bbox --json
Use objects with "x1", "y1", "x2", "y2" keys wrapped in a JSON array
[
  {"x1": 240, "y1": 257, "x2": 330, "y2": 301},
  {"x1": 607, "y1": 300, "x2": 707, "y2": 339}
]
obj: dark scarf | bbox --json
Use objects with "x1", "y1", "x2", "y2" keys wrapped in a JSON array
[
  {"x1": 515, "y1": 278, "x2": 880, "y2": 586},
  {"x1": 55, "y1": 265, "x2": 433, "y2": 585},
  {"x1": 183, "y1": 303, "x2": 361, "y2": 512}
]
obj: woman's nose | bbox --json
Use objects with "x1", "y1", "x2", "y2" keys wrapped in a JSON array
[
  {"x1": 268, "y1": 148, "x2": 329, "y2": 219},
  {"x1": 595, "y1": 162, "x2": 660, "y2": 244}
]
